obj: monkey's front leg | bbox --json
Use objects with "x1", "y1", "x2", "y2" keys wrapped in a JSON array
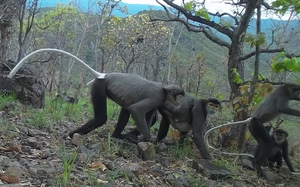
[{"x1": 128, "y1": 100, "x2": 154, "y2": 141}]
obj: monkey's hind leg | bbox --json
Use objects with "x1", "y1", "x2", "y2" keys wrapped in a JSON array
[
  {"x1": 128, "y1": 99, "x2": 156, "y2": 141},
  {"x1": 121, "y1": 109, "x2": 158, "y2": 143},
  {"x1": 69, "y1": 79, "x2": 107, "y2": 138},
  {"x1": 112, "y1": 108, "x2": 139, "y2": 143}
]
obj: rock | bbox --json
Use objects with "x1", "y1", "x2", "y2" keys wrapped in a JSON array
[
  {"x1": 155, "y1": 142, "x2": 168, "y2": 153},
  {"x1": 5, "y1": 165, "x2": 23, "y2": 178},
  {"x1": 263, "y1": 170, "x2": 282, "y2": 182},
  {"x1": 128, "y1": 163, "x2": 144, "y2": 176},
  {"x1": 78, "y1": 153, "x2": 88, "y2": 164},
  {"x1": 130, "y1": 154, "x2": 141, "y2": 163},
  {"x1": 192, "y1": 159, "x2": 232, "y2": 179},
  {"x1": 0, "y1": 60, "x2": 45, "y2": 108},
  {"x1": 279, "y1": 166, "x2": 293, "y2": 176},
  {"x1": 102, "y1": 160, "x2": 115, "y2": 171},
  {"x1": 0, "y1": 156, "x2": 12, "y2": 169},
  {"x1": 137, "y1": 142, "x2": 156, "y2": 160},
  {"x1": 27, "y1": 137, "x2": 38, "y2": 147},
  {"x1": 241, "y1": 158, "x2": 254, "y2": 170},
  {"x1": 21, "y1": 146, "x2": 32, "y2": 154},
  {"x1": 0, "y1": 184, "x2": 23, "y2": 187},
  {"x1": 171, "y1": 174, "x2": 190, "y2": 187},
  {"x1": 72, "y1": 133, "x2": 84, "y2": 146}
]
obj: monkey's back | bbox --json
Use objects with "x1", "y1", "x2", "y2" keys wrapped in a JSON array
[
  {"x1": 251, "y1": 85, "x2": 290, "y2": 123},
  {"x1": 105, "y1": 73, "x2": 165, "y2": 108}
]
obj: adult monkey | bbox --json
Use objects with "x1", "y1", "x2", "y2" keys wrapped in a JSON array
[
  {"x1": 126, "y1": 95, "x2": 221, "y2": 159},
  {"x1": 264, "y1": 128, "x2": 295, "y2": 172},
  {"x1": 157, "y1": 95, "x2": 222, "y2": 160},
  {"x1": 204, "y1": 83, "x2": 300, "y2": 177},
  {"x1": 7, "y1": 48, "x2": 185, "y2": 142}
]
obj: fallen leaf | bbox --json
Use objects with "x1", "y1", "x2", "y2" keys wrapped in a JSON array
[
  {"x1": 0, "y1": 173, "x2": 20, "y2": 184},
  {"x1": 219, "y1": 126, "x2": 228, "y2": 134},
  {"x1": 97, "y1": 179, "x2": 109, "y2": 183},
  {"x1": 169, "y1": 130, "x2": 180, "y2": 140},
  {"x1": 0, "y1": 146, "x2": 22, "y2": 152},
  {"x1": 87, "y1": 161, "x2": 107, "y2": 171}
]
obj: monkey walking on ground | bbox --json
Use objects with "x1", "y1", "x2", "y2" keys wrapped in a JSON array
[
  {"x1": 69, "y1": 74, "x2": 184, "y2": 142},
  {"x1": 204, "y1": 83, "x2": 300, "y2": 178},
  {"x1": 127, "y1": 95, "x2": 221, "y2": 159},
  {"x1": 157, "y1": 96, "x2": 221, "y2": 160},
  {"x1": 7, "y1": 48, "x2": 185, "y2": 143},
  {"x1": 263, "y1": 128, "x2": 295, "y2": 172}
]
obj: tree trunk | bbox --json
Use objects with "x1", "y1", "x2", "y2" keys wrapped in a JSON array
[{"x1": 227, "y1": 0, "x2": 259, "y2": 149}]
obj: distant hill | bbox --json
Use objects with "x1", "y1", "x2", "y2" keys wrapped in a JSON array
[
  {"x1": 38, "y1": 1, "x2": 297, "y2": 36},
  {"x1": 38, "y1": 0, "x2": 163, "y2": 17}
]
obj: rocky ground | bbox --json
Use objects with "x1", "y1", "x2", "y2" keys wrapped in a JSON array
[{"x1": 0, "y1": 105, "x2": 300, "y2": 187}]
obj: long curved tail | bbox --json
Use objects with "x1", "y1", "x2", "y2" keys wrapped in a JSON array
[
  {"x1": 204, "y1": 117, "x2": 254, "y2": 158},
  {"x1": 7, "y1": 48, "x2": 105, "y2": 79}
]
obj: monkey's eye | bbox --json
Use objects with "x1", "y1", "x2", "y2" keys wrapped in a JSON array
[
  {"x1": 214, "y1": 105, "x2": 220, "y2": 109},
  {"x1": 208, "y1": 103, "x2": 214, "y2": 107}
]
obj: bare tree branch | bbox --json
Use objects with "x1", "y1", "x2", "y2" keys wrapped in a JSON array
[
  {"x1": 153, "y1": 0, "x2": 231, "y2": 48},
  {"x1": 240, "y1": 48, "x2": 284, "y2": 61},
  {"x1": 240, "y1": 48, "x2": 300, "y2": 61}
]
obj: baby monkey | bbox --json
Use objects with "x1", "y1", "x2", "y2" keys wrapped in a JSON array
[{"x1": 265, "y1": 128, "x2": 295, "y2": 172}]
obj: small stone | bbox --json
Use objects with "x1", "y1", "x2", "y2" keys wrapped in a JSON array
[
  {"x1": 72, "y1": 133, "x2": 84, "y2": 146},
  {"x1": 5, "y1": 165, "x2": 23, "y2": 178},
  {"x1": 137, "y1": 142, "x2": 156, "y2": 160}
]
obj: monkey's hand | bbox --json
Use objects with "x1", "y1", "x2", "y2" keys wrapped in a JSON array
[{"x1": 192, "y1": 133, "x2": 211, "y2": 160}]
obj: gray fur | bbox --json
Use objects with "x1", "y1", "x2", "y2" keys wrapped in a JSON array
[
  {"x1": 105, "y1": 73, "x2": 165, "y2": 108},
  {"x1": 251, "y1": 82, "x2": 300, "y2": 122}
]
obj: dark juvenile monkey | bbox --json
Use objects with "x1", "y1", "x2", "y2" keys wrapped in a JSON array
[
  {"x1": 264, "y1": 128, "x2": 295, "y2": 172},
  {"x1": 205, "y1": 83, "x2": 300, "y2": 178},
  {"x1": 68, "y1": 73, "x2": 185, "y2": 142},
  {"x1": 157, "y1": 95, "x2": 221, "y2": 160}
]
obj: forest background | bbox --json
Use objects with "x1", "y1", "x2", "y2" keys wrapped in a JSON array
[{"x1": 1, "y1": 0, "x2": 300, "y2": 153}]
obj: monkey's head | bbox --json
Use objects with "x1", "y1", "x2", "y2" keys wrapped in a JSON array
[
  {"x1": 273, "y1": 128, "x2": 288, "y2": 145},
  {"x1": 205, "y1": 98, "x2": 221, "y2": 118},
  {"x1": 164, "y1": 85, "x2": 185, "y2": 105},
  {"x1": 284, "y1": 82, "x2": 300, "y2": 98}
]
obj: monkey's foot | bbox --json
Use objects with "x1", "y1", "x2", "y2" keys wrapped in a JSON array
[{"x1": 123, "y1": 134, "x2": 139, "y2": 144}]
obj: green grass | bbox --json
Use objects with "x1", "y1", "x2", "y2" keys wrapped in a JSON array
[
  {"x1": 53, "y1": 145, "x2": 78, "y2": 187},
  {"x1": 19, "y1": 95, "x2": 121, "y2": 129},
  {"x1": 169, "y1": 139, "x2": 194, "y2": 159},
  {"x1": 0, "y1": 92, "x2": 17, "y2": 109}
]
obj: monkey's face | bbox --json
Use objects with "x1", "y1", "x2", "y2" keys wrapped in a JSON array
[
  {"x1": 274, "y1": 132, "x2": 286, "y2": 145},
  {"x1": 206, "y1": 102, "x2": 221, "y2": 118}
]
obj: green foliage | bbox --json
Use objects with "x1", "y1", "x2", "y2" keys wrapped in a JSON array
[
  {"x1": 244, "y1": 32, "x2": 266, "y2": 48},
  {"x1": 195, "y1": 8, "x2": 210, "y2": 20},
  {"x1": 272, "y1": 0, "x2": 300, "y2": 14},
  {"x1": 183, "y1": 1, "x2": 210, "y2": 20},
  {"x1": 272, "y1": 52, "x2": 300, "y2": 76},
  {"x1": 184, "y1": 2, "x2": 193, "y2": 11},
  {"x1": 231, "y1": 68, "x2": 243, "y2": 84}
]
